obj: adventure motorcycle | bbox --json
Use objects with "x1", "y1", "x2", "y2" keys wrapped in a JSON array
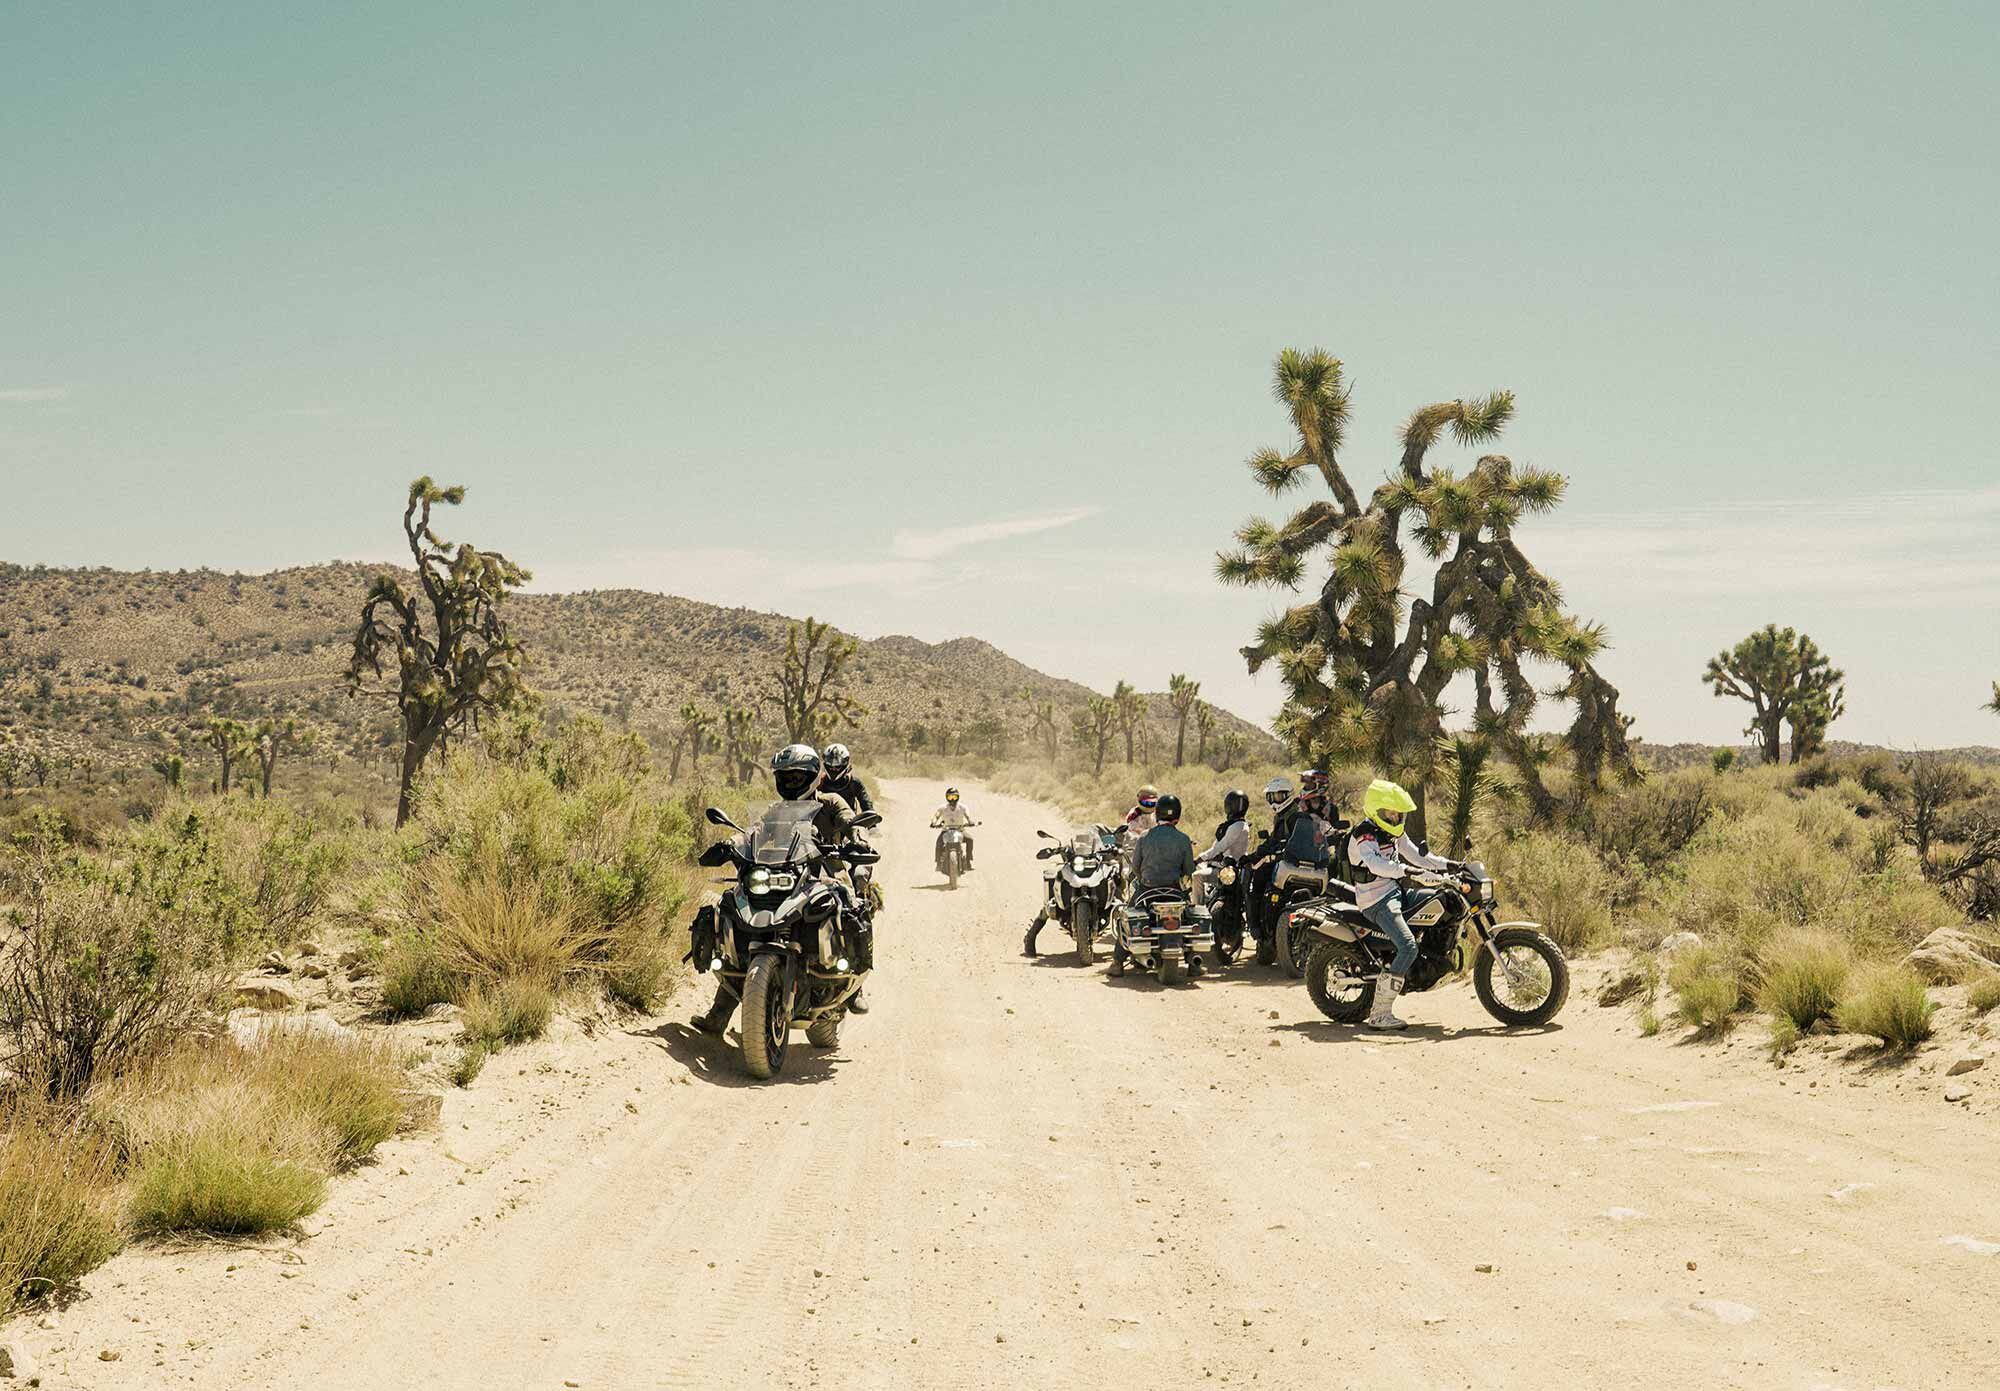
[
  {"x1": 1195, "y1": 858, "x2": 1247, "y2": 966},
  {"x1": 689, "y1": 802, "x2": 883, "y2": 1079},
  {"x1": 1293, "y1": 862, "x2": 1569, "y2": 1027},
  {"x1": 1029, "y1": 825, "x2": 1122, "y2": 964},
  {"x1": 1109, "y1": 888, "x2": 1214, "y2": 986},
  {"x1": 932, "y1": 819, "x2": 979, "y2": 890}
]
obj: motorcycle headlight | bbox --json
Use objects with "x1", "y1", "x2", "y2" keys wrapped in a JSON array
[
  {"x1": 1218, "y1": 866, "x2": 1237, "y2": 885},
  {"x1": 749, "y1": 867, "x2": 770, "y2": 889},
  {"x1": 1481, "y1": 879, "x2": 1496, "y2": 905}
]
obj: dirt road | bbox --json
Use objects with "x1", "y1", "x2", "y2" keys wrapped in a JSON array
[{"x1": 36, "y1": 779, "x2": 2000, "y2": 1389}]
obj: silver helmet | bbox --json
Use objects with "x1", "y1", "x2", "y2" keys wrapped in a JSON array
[
  {"x1": 1263, "y1": 775, "x2": 1296, "y2": 815},
  {"x1": 821, "y1": 742, "x2": 852, "y2": 777},
  {"x1": 771, "y1": 743, "x2": 823, "y2": 800}
]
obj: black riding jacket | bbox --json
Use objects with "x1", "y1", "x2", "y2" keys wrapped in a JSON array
[{"x1": 821, "y1": 771, "x2": 874, "y2": 815}]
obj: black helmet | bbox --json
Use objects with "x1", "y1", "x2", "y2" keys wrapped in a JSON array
[
  {"x1": 1155, "y1": 793, "x2": 1182, "y2": 823},
  {"x1": 1222, "y1": 788, "x2": 1249, "y2": 821},
  {"x1": 822, "y1": 742, "x2": 851, "y2": 777},
  {"x1": 771, "y1": 743, "x2": 823, "y2": 800}
]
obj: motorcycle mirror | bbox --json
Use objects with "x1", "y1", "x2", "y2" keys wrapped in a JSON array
[
  {"x1": 1035, "y1": 847, "x2": 1056, "y2": 859},
  {"x1": 1037, "y1": 829, "x2": 1055, "y2": 840},
  {"x1": 704, "y1": 806, "x2": 745, "y2": 832}
]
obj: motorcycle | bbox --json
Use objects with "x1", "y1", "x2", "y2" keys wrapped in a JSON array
[
  {"x1": 932, "y1": 819, "x2": 979, "y2": 889},
  {"x1": 1029, "y1": 825, "x2": 1122, "y2": 964},
  {"x1": 1109, "y1": 888, "x2": 1214, "y2": 986},
  {"x1": 1258, "y1": 855, "x2": 1337, "y2": 978},
  {"x1": 690, "y1": 803, "x2": 883, "y2": 1079},
  {"x1": 1293, "y1": 862, "x2": 1569, "y2": 1027},
  {"x1": 1194, "y1": 858, "x2": 1247, "y2": 966}
]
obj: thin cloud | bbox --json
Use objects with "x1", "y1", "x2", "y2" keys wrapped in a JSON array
[
  {"x1": 891, "y1": 507, "x2": 1097, "y2": 561},
  {"x1": 0, "y1": 386, "x2": 69, "y2": 403}
]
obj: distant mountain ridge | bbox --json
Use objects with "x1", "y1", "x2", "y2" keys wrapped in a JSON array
[{"x1": 0, "y1": 562, "x2": 1282, "y2": 777}]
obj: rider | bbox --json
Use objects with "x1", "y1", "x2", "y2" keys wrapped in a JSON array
[
  {"x1": 1123, "y1": 784, "x2": 1161, "y2": 839},
  {"x1": 1128, "y1": 793, "x2": 1195, "y2": 897},
  {"x1": 819, "y1": 743, "x2": 873, "y2": 815},
  {"x1": 1348, "y1": 778, "x2": 1453, "y2": 1031},
  {"x1": 691, "y1": 744, "x2": 861, "y2": 1035},
  {"x1": 932, "y1": 787, "x2": 975, "y2": 871},
  {"x1": 1194, "y1": 787, "x2": 1251, "y2": 905},
  {"x1": 1243, "y1": 776, "x2": 1299, "y2": 945}
]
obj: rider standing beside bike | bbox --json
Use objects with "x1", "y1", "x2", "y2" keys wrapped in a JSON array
[{"x1": 1349, "y1": 778, "x2": 1454, "y2": 1031}]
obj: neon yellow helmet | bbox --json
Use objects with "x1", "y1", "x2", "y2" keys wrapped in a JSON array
[{"x1": 1362, "y1": 778, "x2": 1417, "y2": 836}]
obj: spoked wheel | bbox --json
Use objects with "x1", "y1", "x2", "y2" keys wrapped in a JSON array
[
  {"x1": 1304, "y1": 941, "x2": 1373, "y2": 1023},
  {"x1": 739, "y1": 954, "x2": 791, "y2": 1079},
  {"x1": 1073, "y1": 901, "x2": 1096, "y2": 966},
  {"x1": 1474, "y1": 928, "x2": 1570, "y2": 1026}
]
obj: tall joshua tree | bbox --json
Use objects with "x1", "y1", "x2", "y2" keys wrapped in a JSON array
[
  {"x1": 1704, "y1": 625, "x2": 1844, "y2": 764},
  {"x1": 1072, "y1": 696, "x2": 1116, "y2": 776},
  {"x1": 1195, "y1": 702, "x2": 1215, "y2": 765},
  {"x1": 349, "y1": 478, "x2": 530, "y2": 826},
  {"x1": 249, "y1": 717, "x2": 312, "y2": 797},
  {"x1": 721, "y1": 705, "x2": 762, "y2": 786},
  {"x1": 671, "y1": 701, "x2": 715, "y2": 781},
  {"x1": 1111, "y1": 681, "x2": 1148, "y2": 766},
  {"x1": 1217, "y1": 349, "x2": 1637, "y2": 835},
  {"x1": 773, "y1": 617, "x2": 865, "y2": 743},
  {"x1": 1018, "y1": 687, "x2": 1060, "y2": 761},
  {"x1": 1167, "y1": 674, "x2": 1200, "y2": 767},
  {"x1": 200, "y1": 717, "x2": 250, "y2": 794}
]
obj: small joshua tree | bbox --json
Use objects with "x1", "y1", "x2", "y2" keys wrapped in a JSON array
[
  {"x1": 1072, "y1": 696, "x2": 1116, "y2": 776},
  {"x1": 1167, "y1": 674, "x2": 1201, "y2": 767},
  {"x1": 249, "y1": 717, "x2": 312, "y2": 797},
  {"x1": 721, "y1": 706, "x2": 763, "y2": 786},
  {"x1": 671, "y1": 701, "x2": 715, "y2": 781},
  {"x1": 349, "y1": 478, "x2": 530, "y2": 826},
  {"x1": 1195, "y1": 702, "x2": 1215, "y2": 765},
  {"x1": 199, "y1": 717, "x2": 250, "y2": 794},
  {"x1": 1018, "y1": 687, "x2": 1060, "y2": 761},
  {"x1": 1111, "y1": 681, "x2": 1148, "y2": 767}
]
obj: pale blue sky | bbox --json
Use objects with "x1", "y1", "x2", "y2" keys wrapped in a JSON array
[{"x1": 4, "y1": 2, "x2": 1997, "y2": 745}]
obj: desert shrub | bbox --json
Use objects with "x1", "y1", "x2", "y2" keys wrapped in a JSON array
[
  {"x1": 461, "y1": 977, "x2": 554, "y2": 1047},
  {"x1": 430, "y1": 869, "x2": 601, "y2": 989},
  {"x1": 1967, "y1": 974, "x2": 2000, "y2": 1013},
  {"x1": 0, "y1": 1103, "x2": 123, "y2": 1315},
  {"x1": 0, "y1": 836, "x2": 227, "y2": 1100},
  {"x1": 1579, "y1": 771, "x2": 1715, "y2": 876},
  {"x1": 450, "y1": 1042, "x2": 489, "y2": 1087},
  {"x1": 1637, "y1": 1004, "x2": 1662, "y2": 1036},
  {"x1": 603, "y1": 919, "x2": 682, "y2": 1010},
  {"x1": 1483, "y1": 832, "x2": 1616, "y2": 951},
  {"x1": 378, "y1": 933, "x2": 453, "y2": 1019},
  {"x1": 1753, "y1": 928, "x2": 1853, "y2": 1033},
  {"x1": 1834, "y1": 965, "x2": 1935, "y2": 1048},
  {"x1": 102, "y1": 1029, "x2": 404, "y2": 1235},
  {"x1": 1668, "y1": 945, "x2": 1743, "y2": 1037},
  {"x1": 151, "y1": 793, "x2": 360, "y2": 946}
]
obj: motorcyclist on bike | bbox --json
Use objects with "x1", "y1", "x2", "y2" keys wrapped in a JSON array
[
  {"x1": 932, "y1": 787, "x2": 975, "y2": 870},
  {"x1": 1348, "y1": 778, "x2": 1454, "y2": 1031},
  {"x1": 1123, "y1": 784, "x2": 1160, "y2": 837},
  {"x1": 1194, "y1": 788, "x2": 1251, "y2": 905},
  {"x1": 691, "y1": 744, "x2": 863, "y2": 1035},
  {"x1": 1128, "y1": 793, "x2": 1195, "y2": 897},
  {"x1": 818, "y1": 742, "x2": 873, "y2": 815}
]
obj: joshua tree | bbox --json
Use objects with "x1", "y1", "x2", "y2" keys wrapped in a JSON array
[
  {"x1": 1167, "y1": 674, "x2": 1201, "y2": 767},
  {"x1": 1018, "y1": 687, "x2": 1060, "y2": 761},
  {"x1": 1704, "y1": 625, "x2": 1844, "y2": 765},
  {"x1": 1216, "y1": 732, "x2": 1247, "y2": 771},
  {"x1": 349, "y1": 478, "x2": 530, "y2": 826},
  {"x1": 249, "y1": 717, "x2": 311, "y2": 797},
  {"x1": 721, "y1": 706, "x2": 762, "y2": 786},
  {"x1": 151, "y1": 753, "x2": 186, "y2": 790},
  {"x1": 1194, "y1": 702, "x2": 1215, "y2": 765},
  {"x1": 1434, "y1": 734, "x2": 1506, "y2": 858},
  {"x1": 199, "y1": 717, "x2": 250, "y2": 794},
  {"x1": 772, "y1": 617, "x2": 865, "y2": 743},
  {"x1": 1218, "y1": 348, "x2": 1636, "y2": 836},
  {"x1": 671, "y1": 701, "x2": 715, "y2": 781},
  {"x1": 1987, "y1": 682, "x2": 1999, "y2": 717},
  {"x1": 1072, "y1": 696, "x2": 1116, "y2": 776},
  {"x1": 1111, "y1": 681, "x2": 1148, "y2": 766}
]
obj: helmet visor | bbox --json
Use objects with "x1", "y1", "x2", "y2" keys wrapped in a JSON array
[{"x1": 1377, "y1": 808, "x2": 1405, "y2": 831}]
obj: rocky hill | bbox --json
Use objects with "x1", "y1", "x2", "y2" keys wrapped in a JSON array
[{"x1": 0, "y1": 562, "x2": 1281, "y2": 793}]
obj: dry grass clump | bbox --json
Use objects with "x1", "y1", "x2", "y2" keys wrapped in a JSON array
[
  {"x1": 1967, "y1": 974, "x2": 2000, "y2": 1014},
  {"x1": 100, "y1": 1028, "x2": 406, "y2": 1236},
  {"x1": 461, "y1": 977, "x2": 556, "y2": 1048},
  {"x1": 1834, "y1": 965, "x2": 1936, "y2": 1049},
  {"x1": 1484, "y1": 831, "x2": 1616, "y2": 951},
  {"x1": 1753, "y1": 929, "x2": 1853, "y2": 1034},
  {"x1": 1667, "y1": 946, "x2": 1743, "y2": 1038},
  {"x1": 432, "y1": 871, "x2": 604, "y2": 989},
  {"x1": 0, "y1": 1102, "x2": 123, "y2": 1315}
]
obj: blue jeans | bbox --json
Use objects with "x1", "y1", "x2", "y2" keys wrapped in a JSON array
[{"x1": 1361, "y1": 886, "x2": 1419, "y2": 979}]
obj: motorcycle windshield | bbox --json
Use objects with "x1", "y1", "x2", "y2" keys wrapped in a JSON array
[{"x1": 748, "y1": 799, "x2": 822, "y2": 866}]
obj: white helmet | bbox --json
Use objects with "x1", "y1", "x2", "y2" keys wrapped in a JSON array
[
  {"x1": 1263, "y1": 776, "x2": 1296, "y2": 815},
  {"x1": 822, "y1": 743, "x2": 851, "y2": 777}
]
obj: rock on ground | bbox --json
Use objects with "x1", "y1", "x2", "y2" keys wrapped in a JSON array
[
  {"x1": 1906, "y1": 927, "x2": 2000, "y2": 985},
  {"x1": 0, "y1": 1340, "x2": 37, "y2": 1380}
]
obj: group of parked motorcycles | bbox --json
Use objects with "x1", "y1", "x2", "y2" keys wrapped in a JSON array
[{"x1": 1029, "y1": 807, "x2": 1570, "y2": 1028}]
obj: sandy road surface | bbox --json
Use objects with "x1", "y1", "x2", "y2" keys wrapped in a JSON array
[{"x1": 32, "y1": 779, "x2": 2000, "y2": 1389}]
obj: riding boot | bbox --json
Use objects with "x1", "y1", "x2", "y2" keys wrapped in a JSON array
[
  {"x1": 1364, "y1": 973, "x2": 1408, "y2": 1031},
  {"x1": 690, "y1": 983, "x2": 734, "y2": 1036}
]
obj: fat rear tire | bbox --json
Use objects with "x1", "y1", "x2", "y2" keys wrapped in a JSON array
[
  {"x1": 739, "y1": 955, "x2": 790, "y2": 1080},
  {"x1": 1159, "y1": 953, "x2": 1184, "y2": 986},
  {"x1": 1473, "y1": 927, "x2": 1570, "y2": 1027},
  {"x1": 1304, "y1": 941, "x2": 1373, "y2": 1023}
]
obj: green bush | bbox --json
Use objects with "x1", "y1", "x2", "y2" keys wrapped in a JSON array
[
  {"x1": 1668, "y1": 946, "x2": 1743, "y2": 1037},
  {"x1": 1835, "y1": 965, "x2": 1935, "y2": 1049},
  {"x1": 1754, "y1": 929, "x2": 1852, "y2": 1033},
  {"x1": 1968, "y1": 974, "x2": 2000, "y2": 1013},
  {"x1": 462, "y1": 976, "x2": 555, "y2": 1047},
  {"x1": 379, "y1": 933, "x2": 454, "y2": 1019},
  {"x1": 1484, "y1": 832, "x2": 1616, "y2": 951}
]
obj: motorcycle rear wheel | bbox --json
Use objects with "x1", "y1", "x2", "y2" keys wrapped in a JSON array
[
  {"x1": 1276, "y1": 910, "x2": 1309, "y2": 978},
  {"x1": 806, "y1": 1013, "x2": 841, "y2": 1049},
  {"x1": 1304, "y1": 941, "x2": 1373, "y2": 1023},
  {"x1": 1158, "y1": 953, "x2": 1184, "y2": 986},
  {"x1": 1474, "y1": 927, "x2": 1570, "y2": 1027},
  {"x1": 1073, "y1": 900, "x2": 1096, "y2": 966},
  {"x1": 739, "y1": 955, "x2": 790, "y2": 1080}
]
